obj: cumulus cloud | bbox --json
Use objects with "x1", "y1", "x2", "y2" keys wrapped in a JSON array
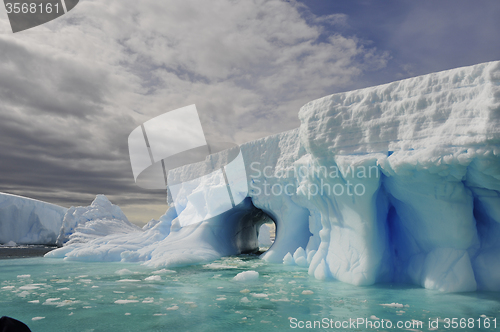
[{"x1": 0, "y1": 0, "x2": 388, "y2": 217}]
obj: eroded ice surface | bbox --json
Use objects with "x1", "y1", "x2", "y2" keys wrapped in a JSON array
[{"x1": 46, "y1": 61, "x2": 500, "y2": 292}]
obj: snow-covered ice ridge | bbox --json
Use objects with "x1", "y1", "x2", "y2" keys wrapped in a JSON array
[
  {"x1": 48, "y1": 61, "x2": 500, "y2": 292},
  {"x1": 56, "y1": 194, "x2": 141, "y2": 246}
]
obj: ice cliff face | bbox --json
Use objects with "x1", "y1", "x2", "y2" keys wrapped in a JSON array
[
  {"x1": 239, "y1": 61, "x2": 500, "y2": 292},
  {"x1": 47, "y1": 61, "x2": 500, "y2": 292},
  {"x1": 0, "y1": 193, "x2": 67, "y2": 245},
  {"x1": 247, "y1": 61, "x2": 500, "y2": 292}
]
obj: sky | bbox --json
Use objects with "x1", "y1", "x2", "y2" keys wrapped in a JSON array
[{"x1": 0, "y1": 0, "x2": 499, "y2": 225}]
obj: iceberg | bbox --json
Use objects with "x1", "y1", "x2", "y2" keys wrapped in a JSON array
[
  {"x1": 47, "y1": 61, "x2": 500, "y2": 292},
  {"x1": 56, "y1": 194, "x2": 140, "y2": 246},
  {"x1": 0, "y1": 193, "x2": 67, "y2": 245},
  {"x1": 0, "y1": 193, "x2": 138, "y2": 249}
]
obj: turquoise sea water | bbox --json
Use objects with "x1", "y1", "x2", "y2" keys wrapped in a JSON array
[{"x1": 0, "y1": 255, "x2": 499, "y2": 332}]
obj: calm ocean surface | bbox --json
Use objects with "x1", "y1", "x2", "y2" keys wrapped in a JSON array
[{"x1": 0, "y1": 255, "x2": 499, "y2": 331}]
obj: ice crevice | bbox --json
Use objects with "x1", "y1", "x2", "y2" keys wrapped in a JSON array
[{"x1": 6, "y1": 61, "x2": 500, "y2": 293}]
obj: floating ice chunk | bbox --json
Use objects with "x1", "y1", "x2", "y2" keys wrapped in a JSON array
[
  {"x1": 251, "y1": 293, "x2": 268, "y2": 298},
  {"x1": 283, "y1": 252, "x2": 295, "y2": 265},
  {"x1": 380, "y1": 303, "x2": 404, "y2": 308},
  {"x1": 43, "y1": 298, "x2": 64, "y2": 305},
  {"x1": 17, "y1": 274, "x2": 31, "y2": 278},
  {"x1": 114, "y1": 300, "x2": 139, "y2": 304},
  {"x1": 240, "y1": 297, "x2": 250, "y2": 303},
  {"x1": 166, "y1": 305, "x2": 179, "y2": 311},
  {"x1": 28, "y1": 300, "x2": 39, "y2": 303},
  {"x1": 45, "y1": 298, "x2": 60, "y2": 302},
  {"x1": 144, "y1": 275, "x2": 161, "y2": 281},
  {"x1": 19, "y1": 285, "x2": 40, "y2": 290},
  {"x1": 232, "y1": 271, "x2": 259, "y2": 282},
  {"x1": 115, "y1": 269, "x2": 133, "y2": 275},
  {"x1": 54, "y1": 279, "x2": 72, "y2": 283},
  {"x1": 152, "y1": 269, "x2": 176, "y2": 274},
  {"x1": 293, "y1": 247, "x2": 308, "y2": 267},
  {"x1": 116, "y1": 279, "x2": 141, "y2": 283},
  {"x1": 32, "y1": 317, "x2": 45, "y2": 321},
  {"x1": 270, "y1": 298, "x2": 290, "y2": 302},
  {"x1": 301, "y1": 290, "x2": 314, "y2": 295},
  {"x1": 204, "y1": 262, "x2": 237, "y2": 269}
]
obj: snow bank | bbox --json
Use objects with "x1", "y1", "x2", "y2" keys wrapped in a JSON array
[
  {"x1": 0, "y1": 193, "x2": 67, "y2": 245},
  {"x1": 47, "y1": 61, "x2": 500, "y2": 292}
]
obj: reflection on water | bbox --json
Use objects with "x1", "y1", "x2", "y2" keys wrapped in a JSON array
[{"x1": 0, "y1": 256, "x2": 499, "y2": 331}]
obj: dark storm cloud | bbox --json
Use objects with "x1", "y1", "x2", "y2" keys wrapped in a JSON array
[
  {"x1": 0, "y1": 38, "x2": 109, "y2": 118},
  {"x1": 0, "y1": 35, "x2": 143, "y2": 207}
]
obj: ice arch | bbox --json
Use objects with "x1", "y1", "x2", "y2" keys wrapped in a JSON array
[{"x1": 190, "y1": 197, "x2": 275, "y2": 256}]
